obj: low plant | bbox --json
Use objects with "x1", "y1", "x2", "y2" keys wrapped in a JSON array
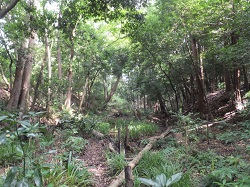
[
  {"x1": 62, "y1": 136, "x2": 88, "y2": 154},
  {"x1": 43, "y1": 151, "x2": 92, "y2": 187},
  {"x1": 0, "y1": 111, "x2": 48, "y2": 187},
  {"x1": 95, "y1": 122, "x2": 110, "y2": 134},
  {"x1": 216, "y1": 131, "x2": 239, "y2": 144},
  {"x1": 138, "y1": 172, "x2": 183, "y2": 187},
  {"x1": 105, "y1": 152, "x2": 126, "y2": 176},
  {"x1": 134, "y1": 150, "x2": 192, "y2": 187}
]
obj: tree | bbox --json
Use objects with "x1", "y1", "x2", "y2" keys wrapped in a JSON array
[{"x1": 6, "y1": 0, "x2": 38, "y2": 112}]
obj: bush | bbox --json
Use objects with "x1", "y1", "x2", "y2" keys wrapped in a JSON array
[
  {"x1": 95, "y1": 122, "x2": 110, "y2": 134},
  {"x1": 62, "y1": 136, "x2": 88, "y2": 154}
]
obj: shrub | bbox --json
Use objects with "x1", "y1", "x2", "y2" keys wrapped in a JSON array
[
  {"x1": 95, "y1": 122, "x2": 110, "y2": 134},
  {"x1": 62, "y1": 136, "x2": 88, "y2": 154}
]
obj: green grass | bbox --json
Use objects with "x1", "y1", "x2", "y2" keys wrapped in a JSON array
[
  {"x1": 105, "y1": 151, "x2": 126, "y2": 176},
  {"x1": 111, "y1": 120, "x2": 158, "y2": 140},
  {"x1": 133, "y1": 149, "x2": 192, "y2": 187}
]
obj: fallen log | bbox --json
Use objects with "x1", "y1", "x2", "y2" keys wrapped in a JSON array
[
  {"x1": 108, "y1": 127, "x2": 171, "y2": 187},
  {"x1": 92, "y1": 129, "x2": 105, "y2": 139}
]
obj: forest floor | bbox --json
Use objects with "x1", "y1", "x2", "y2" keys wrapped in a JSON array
[
  {"x1": 76, "y1": 89, "x2": 250, "y2": 186},
  {"x1": 80, "y1": 138, "x2": 111, "y2": 187},
  {"x1": 1, "y1": 89, "x2": 250, "y2": 186}
]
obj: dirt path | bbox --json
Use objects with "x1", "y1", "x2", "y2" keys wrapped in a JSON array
[{"x1": 80, "y1": 138, "x2": 111, "y2": 187}]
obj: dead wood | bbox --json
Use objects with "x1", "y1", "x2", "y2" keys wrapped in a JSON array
[
  {"x1": 108, "y1": 142, "x2": 118, "y2": 154},
  {"x1": 108, "y1": 127, "x2": 171, "y2": 187},
  {"x1": 92, "y1": 129, "x2": 105, "y2": 139}
]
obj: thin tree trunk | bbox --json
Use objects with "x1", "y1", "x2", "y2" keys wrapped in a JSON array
[
  {"x1": 234, "y1": 68, "x2": 243, "y2": 110},
  {"x1": 64, "y1": 47, "x2": 74, "y2": 110},
  {"x1": 30, "y1": 56, "x2": 45, "y2": 111},
  {"x1": 224, "y1": 64, "x2": 232, "y2": 92},
  {"x1": 45, "y1": 33, "x2": 52, "y2": 115},
  {"x1": 0, "y1": 62, "x2": 10, "y2": 89},
  {"x1": 242, "y1": 65, "x2": 249, "y2": 91},
  {"x1": 79, "y1": 72, "x2": 89, "y2": 110},
  {"x1": 57, "y1": 36, "x2": 62, "y2": 80},
  {"x1": 124, "y1": 166, "x2": 134, "y2": 187},
  {"x1": 104, "y1": 76, "x2": 120, "y2": 105},
  {"x1": 103, "y1": 79, "x2": 108, "y2": 100}
]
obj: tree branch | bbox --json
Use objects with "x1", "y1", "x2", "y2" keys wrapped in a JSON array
[{"x1": 0, "y1": 0, "x2": 20, "y2": 19}]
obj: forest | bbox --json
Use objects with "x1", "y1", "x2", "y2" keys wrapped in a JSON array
[{"x1": 0, "y1": 0, "x2": 250, "y2": 186}]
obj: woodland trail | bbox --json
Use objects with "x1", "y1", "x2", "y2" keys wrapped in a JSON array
[{"x1": 80, "y1": 138, "x2": 111, "y2": 187}]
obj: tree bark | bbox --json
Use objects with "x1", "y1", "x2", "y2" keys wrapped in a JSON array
[
  {"x1": 0, "y1": 0, "x2": 20, "y2": 19},
  {"x1": 45, "y1": 33, "x2": 52, "y2": 115},
  {"x1": 125, "y1": 166, "x2": 134, "y2": 187},
  {"x1": 104, "y1": 76, "x2": 120, "y2": 106},
  {"x1": 64, "y1": 47, "x2": 74, "y2": 110},
  {"x1": 191, "y1": 38, "x2": 207, "y2": 113},
  {"x1": 231, "y1": 32, "x2": 243, "y2": 110},
  {"x1": 30, "y1": 55, "x2": 45, "y2": 111},
  {"x1": 79, "y1": 72, "x2": 89, "y2": 110},
  {"x1": 0, "y1": 62, "x2": 10, "y2": 89},
  {"x1": 19, "y1": 33, "x2": 36, "y2": 112},
  {"x1": 242, "y1": 65, "x2": 249, "y2": 91},
  {"x1": 6, "y1": 42, "x2": 27, "y2": 110}
]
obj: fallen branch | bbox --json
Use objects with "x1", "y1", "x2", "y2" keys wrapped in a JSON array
[
  {"x1": 108, "y1": 142, "x2": 118, "y2": 154},
  {"x1": 92, "y1": 129, "x2": 105, "y2": 139},
  {"x1": 108, "y1": 127, "x2": 171, "y2": 187}
]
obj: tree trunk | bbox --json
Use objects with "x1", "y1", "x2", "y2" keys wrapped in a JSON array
[
  {"x1": 231, "y1": 32, "x2": 243, "y2": 110},
  {"x1": 64, "y1": 47, "x2": 74, "y2": 110},
  {"x1": 157, "y1": 92, "x2": 167, "y2": 115},
  {"x1": 125, "y1": 166, "x2": 134, "y2": 187},
  {"x1": 45, "y1": 33, "x2": 52, "y2": 115},
  {"x1": 6, "y1": 42, "x2": 27, "y2": 110},
  {"x1": 192, "y1": 38, "x2": 207, "y2": 113},
  {"x1": 234, "y1": 68, "x2": 243, "y2": 110},
  {"x1": 30, "y1": 54, "x2": 45, "y2": 111},
  {"x1": 79, "y1": 72, "x2": 89, "y2": 111},
  {"x1": 103, "y1": 78, "x2": 108, "y2": 100},
  {"x1": 57, "y1": 35, "x2": 62, "y2": 80},
  {"x1": 242, "y1": 65, "x2": 249, "y2": 91},
  {"x1": 0, "y1": 62, "x2": 10, "y2": 89},
  {"x1": 104, "y1": 76, "x2": 120, "y2": 104},
  {"x1": 224, "y1": 63, "x2": 232, "y2": 92}
]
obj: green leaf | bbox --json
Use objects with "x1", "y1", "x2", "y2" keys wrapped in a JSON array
[
  {"x1": 166, "y1": 172, "x2": 183, "y2": 186},
  {"x1": 0, "y1": 134, "x2": 7, "y2": 144},
  {"x1": 155, "y1": 173, "x2": 167, "y2": 187},
  {"x1": 0, "y1": 115, "x2": 8, "y2": 121},
  {"x1": 47, "y1": 184, "x2": 54, "y2": 187},
  {"x1": 17, "y1": 120, "x2": 32, "y2": 128},
  {"x1": 34, "y1": 168, "x2": 43, "y2": 187},
  {"x1": 4, "y1": 167, "x2": 18, "y2": 187},
  {"x1": 27, "y1": 133, "x2": 39, "y2": 138},
  {"x1": 16, "y1": 177, "x2": 29, "y2": 187},
  {"x1": 138, "y1": 178, "x2": 158, "y2": 186}
]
